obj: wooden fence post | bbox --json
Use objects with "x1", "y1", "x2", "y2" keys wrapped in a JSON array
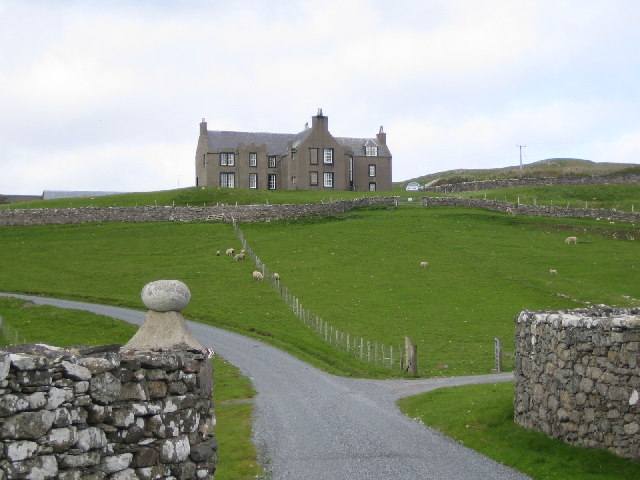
[
  {"x1": 404, "y1": 337, "x2": 418, "y2": 375},
  {"x1": 493, "y1": 337, "x2": 503, "y2": 373}
]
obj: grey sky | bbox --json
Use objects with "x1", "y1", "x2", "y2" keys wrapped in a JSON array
[{"x1": 1, "y1": 0, "x2": 639, "y2": 194}]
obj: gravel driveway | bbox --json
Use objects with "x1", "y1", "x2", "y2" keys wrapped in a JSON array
[{"x1": 1, "y1": 294, "x2": 531, "y2": 480}]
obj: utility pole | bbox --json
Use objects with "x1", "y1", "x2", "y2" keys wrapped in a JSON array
[{"x1": 517, "y1": 145, "x2": 526, "y2": 171}]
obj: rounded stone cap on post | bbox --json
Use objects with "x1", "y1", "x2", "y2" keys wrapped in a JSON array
[{"x1": 141, "y1": 280, "x2": 191, "y2": 312}]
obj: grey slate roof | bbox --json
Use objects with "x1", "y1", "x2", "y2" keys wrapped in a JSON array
[{"x1": 207, "y1": 129, "x2": 388, "y2": 157}]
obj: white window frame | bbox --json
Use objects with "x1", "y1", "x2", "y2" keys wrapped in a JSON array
[
  {"x1": 268, "y1": 174, "x2": 277, "y2": 190},
  {"x1": 368, "y1": 164, "x2": 376, "y2": 177},
  {"x1": 369, "y1": 182, "x2": 376, "y2": 191},
  {"x1": 220, "y1": 153, "x2": 228, "y2": 166},
  {"x1": 249, "y1": 173, "x2": 257, "y2": 189},
  {"x1": 366, "y1": 145, "x2": 378, "y2": 156},
  {"x1": 323, "y1": 148, "x2": 333, "y2": 165},
  {"x1": 268, "y1": 155, "x2": 277, "y2": 168},
  {"x1": 323, "y1": 172, "x2": 334, "y2": 188},
  {"x1": 220, "y1": 172, "x2": 236, "y2": 188},
  {"x1": 249, "y1": 153, "x2": 257, "y2": 167},
  {"x1": 227, "y1": 153, "x2": 235, "y2": 166}
]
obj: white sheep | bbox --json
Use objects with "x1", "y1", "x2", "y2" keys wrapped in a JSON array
[
  {"x1": 550, "y1": 269, "x2": 558, "y2": 275},
  {"x1": 420, "y1": 261, "x2": 429, "y2": 268},
  {"x1": 234, "y1": 253, "x2": 245, "y2": 261},
  {"x1": 215, "y1": 250, "x2": 221, "y2": 256},
  {"x1": 273, "y1": 272, "x2": 280, "y2": 281},
  {"x1": 252, "y1": 271, "x2": 264, "y2": 281},
  {"x1": 565, "y1": 236, "x2": 577, "y2": 244},
  {"x1": 226, "y1": 248, "x2": 235, "y2": 256}
]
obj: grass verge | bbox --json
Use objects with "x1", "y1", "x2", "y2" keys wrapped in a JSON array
[
  {"x1": 0, "y1": 297, "x2": 262, "y2": 480},
  {"x1": 398, "y1": 382, "x2": 640, "y2": 480}
]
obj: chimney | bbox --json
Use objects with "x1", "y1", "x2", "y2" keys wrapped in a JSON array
[
  {"x1": 311, "y1": 109, "x2": 328, "y2": 133},
  {"x1": 305, "y1": 122, "x2": 309, "y2": 130},
  {"x1": 200, "y1": 118, "x2": 207, "y2": 136},
  {"x1": 376, "y1": 125, "x2": 386, "y2": 146}
]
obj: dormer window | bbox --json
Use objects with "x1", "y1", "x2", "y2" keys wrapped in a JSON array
[{"x1": 365, "y1": 145, "x2": 378, "y2": 156}]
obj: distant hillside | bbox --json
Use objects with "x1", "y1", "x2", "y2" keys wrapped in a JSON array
[{"x1": 395, "y1": 158, "x2": 640, "y2": 189}]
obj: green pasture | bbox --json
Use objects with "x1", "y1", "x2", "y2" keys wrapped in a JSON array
[
  {"x1": 457, "y1": 184, "x2": 640, "y2": 212},
  {"x1": 1, "y1": 204, "x2": 637, "y2": 377},
  {"x1": 0, "y1": 297, "x2": 262, "y2": 480},
  {"x1": 398, "y1": 382, "x2": 640, "y2": 480}
]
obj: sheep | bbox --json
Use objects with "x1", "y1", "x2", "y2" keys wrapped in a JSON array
[
  {"x1": 252, "y1": 271, "x2": 264, "y2": 280},
  {"x1": 550, "y1": 269, "x2": 558, "y2": 275},
  {"x1": 234, "y1": 253, "x2": 245, "y2": 261},
  {"x1": 565, "y1": 236, "x2": 577, "y2": 244},
  {"x1": 273, "y1": 272, "x2": 280, "y2": 281},
  {"x1": 226, "y1": 248, "x2": 235, "y2": 256},
  {"x1": 215, "y1": 250, "x2": 221, "y2": 256},
  {"x1": 420, "y1": 261, "x2": 429, "y2": 268}
]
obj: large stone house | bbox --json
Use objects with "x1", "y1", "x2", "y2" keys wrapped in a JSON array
[{"x1": 194, "y1": 110, "x2": 392, "y2": 191}]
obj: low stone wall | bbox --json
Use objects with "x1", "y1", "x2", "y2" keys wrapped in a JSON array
[
  {"x1": 421, "y1": 196, "x2": 640, "y2": 223},
  {"x1": 0, "y1": 344, "x2": 216, "y2": 480},
  {"x1": 514, "y1": 307, "x2": 640, "y2": 461},
  {"x1": 0, "y1": 197, "x2": 397, "y2": 227},
  {"x1": 424, "y1": 174, "x2": 640, "y2": 194}
]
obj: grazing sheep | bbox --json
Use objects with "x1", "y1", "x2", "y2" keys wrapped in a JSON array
[
  {"x1": 234, "y1": 253, "x2": 245, "y2": 261},
  {"x1": 252, "y1": 271, "x2": 264, "y2": 281},
  {"x1": 565, "y1": 236, "x2": 577, "y2": 244},
  {"x1": 226, "y1": 248, "x2": 235, "y2": 256},
  {"x1": 241, "y1": 249, "x2": 246, "y2": 254},
  {"x1": 550, "y1": 269, "x2": 558, "y2": 275},
  {"x1": 420, "y1": 261, "x2": 429, "y2": 268},
  {"x1": 273, "y1": 273, "x2": 280, "y2": 281},
  {"x1": 215, "y1": 250, "x2": 221, "y2": 256}
]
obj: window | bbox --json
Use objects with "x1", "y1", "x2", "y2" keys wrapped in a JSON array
[
  {"x1": 323, "y1": 172, "x2": 333, "y2": 188},
  {"x1": 365, "y1": 145, "x2": 378, "y2": 156},
  {"x1": 310, "y1": 171, "x2": 318, "y2": 186},
  {"x1": 220, "y1": 152, "x2": 235, "y2": 166},
  {"x1": 369, "y1": 182, "x2": 377, "y2": 192},
  {"x1": 249, "y1": 173, "x2": 257, "y2": 189},
  {"x1": 310, "y1": 148, "x2": 318, "y2": 165},
  {"x1": 220, "y1": 173, "x2": 235, "y2": 188},
  {"x1": 323, "y1": 148, "x2": 333, "y2": 165},
  {"x1": 368, "y1": 164, "x2": 376, "y2": 177},
  {"x1": 268, "y1": 156, "x2": 277, "y2": 168},
  {"x1": 249, "y1": 153, "x2": 257, "y2": 167},
  {"x1": 268, "y1": 174, "x2": 277, "y2": 190}
]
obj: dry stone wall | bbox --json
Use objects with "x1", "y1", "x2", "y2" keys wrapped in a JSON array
[
  {"x1": 0, "y1": 343, "x2": 216, "y2": 480},
  {"x1": 423, "y1": 174, "x2": 640, "y2": 194},
  {"x1": 421, "y1": 196, "x2": 640, "y2": 223},
  {"x1": 0, "y1": 197, "x2": 397, "y2": 227},
  {"x1": 514, "y1": 307, "x2": 640, "y2": 461}
]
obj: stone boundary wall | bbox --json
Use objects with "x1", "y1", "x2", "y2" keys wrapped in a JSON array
[
  {"x1": 423, "y1": 174, "x2": 640, "y2": 194},
  {"x1": 514, "y1": 307, "x2": 640, "y2": 461},
  {"x1": 421, "y1": 196, "x2": 640, "y2": 223},
  {"x1": 0, "y1": 344, "x2": 217, "y2": 480},
  {"x1": 0, "y1": 197, "x2": 397, "y2": 227}
]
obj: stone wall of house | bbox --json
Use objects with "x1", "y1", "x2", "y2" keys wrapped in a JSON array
[
  {"x1": 0, "y1": 344, "x2": 217, "y2": 480},
  {"x1": 423, "y1": 174, "x2": 640, "y2": 194},
  {"x1": 514, "y1": 307, "x2": 640, "y2": 461},
  {"x1": 421, "y1": 196, "x2": 640, "y2": 223},
  {"x1": 0, "y1": 197, "x2": 397, "y2": 227}
]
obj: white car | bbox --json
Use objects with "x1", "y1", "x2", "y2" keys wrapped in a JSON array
[{"x1": 405, "y1": 182, "x2": 421, "y2": 191}]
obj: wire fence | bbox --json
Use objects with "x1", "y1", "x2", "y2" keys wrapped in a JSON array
[
  {"x1": 0, "y1": 315, "x2": 27, "y2": 345},
  {"x1": 232, "y1": 219, "x2": 408, "y2": 370}
]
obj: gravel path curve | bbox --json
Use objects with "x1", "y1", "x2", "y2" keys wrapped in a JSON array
[{"x1": 1, "y1": 294, "x2": 530, "y2": 480}]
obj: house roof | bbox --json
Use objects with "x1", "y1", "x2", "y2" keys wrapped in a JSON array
[{"x1": 206, "y1": 129, "x2": 389, "y2": 157}]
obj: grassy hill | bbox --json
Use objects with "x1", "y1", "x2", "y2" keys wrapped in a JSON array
[
  {"x1": 396, "y1": 158, "x2": 640, "y2": 190},
  {"x1": 0, "y1": 188, "x2": 637, "y2": 377}
]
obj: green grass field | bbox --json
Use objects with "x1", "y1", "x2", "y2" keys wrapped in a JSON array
[
  {"x1": 0, "y1": 296, "x2": 262, "y2": 480},
  {"x1": 0, "y1": 203, "x2": 637, "y2": 377},
  {"x1": 398, "y1": 382, "x2": 640, "y2": 480}
]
